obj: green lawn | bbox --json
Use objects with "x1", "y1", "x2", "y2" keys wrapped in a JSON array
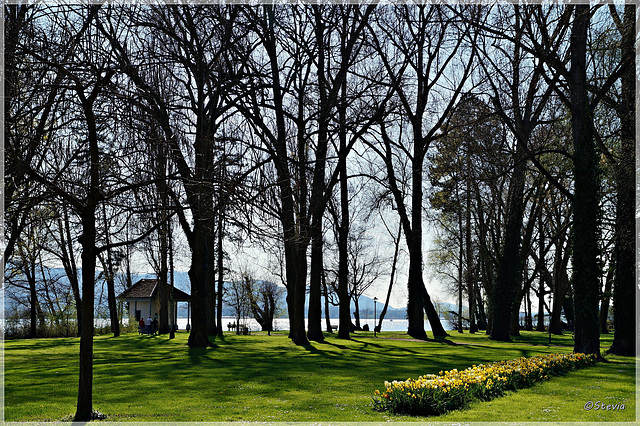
[{"x1": 4, "y1": 329, "x2": 636, "y2": 422}]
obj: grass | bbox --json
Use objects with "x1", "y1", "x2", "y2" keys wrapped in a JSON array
[{"x1": 4, "y1": 329, "x2": 636, "y2": 422}]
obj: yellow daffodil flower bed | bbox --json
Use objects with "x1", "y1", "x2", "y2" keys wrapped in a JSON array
[{"x1": 372, "y1": 352, "x2": 597, "y2": 416}]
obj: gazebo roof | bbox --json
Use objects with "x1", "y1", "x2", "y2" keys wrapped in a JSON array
[{"x1": 118, "y1": 279, "x2": 191, "y2": 301}]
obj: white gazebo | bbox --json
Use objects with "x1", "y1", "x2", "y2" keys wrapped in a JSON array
[{"x1": 118, "y1": 279, "x2": 191, "y2": 329}]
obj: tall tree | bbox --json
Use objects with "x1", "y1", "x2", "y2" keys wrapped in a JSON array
[
  {"x1": 15, "y1": 6, "x2": 165, "y2": 418},
  {"x1": 605, "y1": 3, "x2": 635, "y2": 357},
  {"x1": 567, "y1": 5, "x2": 600, "y2": 355},
  {"x1": 236, "y1": 5, "x2": 383, "y2": 344},
  {"x1": 510, "y1": 4, "x2": 630, "y2": 355},
  {"x1": 307, "y1": 5, "x2": 377, "y2": 342},
  {"x1": 100, "y1": 5, "x2": 250, "y2": 347},
  {"x1": 15, "y1": 6, "x2": 110, "y2": 418},
  {"x1": 475, "y1": 6, "x2": 561, "y2": 341},
  {"x1": 367, "y1": 4, "x2": 477, "y2": 338}
]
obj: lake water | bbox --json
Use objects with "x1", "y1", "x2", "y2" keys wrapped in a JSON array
[
  {"x1": 2, "y1": 317, "x2": 456, "y2": 333},
  {"x1": 174, "y1": 317, "x2": 456, "y2": 332}
]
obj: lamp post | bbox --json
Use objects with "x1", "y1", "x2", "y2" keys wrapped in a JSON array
[{"x1": 373, "y1": 297, "x2": 378, "y2": 337}]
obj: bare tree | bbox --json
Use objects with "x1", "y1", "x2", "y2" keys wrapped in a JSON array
[
  {"x1": 347, "y1": 226, "x2": 385, "y2": 330},
  {"x1": 13, "y1": 5, "x2": 166, "y2": 419},
  {"x1": 100, "y1": 5, "x2": 252, "y2": 347},
  {"x1": 244, "y1": 277, "x2": 283, "y2": 335},
  {"x1": 365, "y1": 4, "x2": 478, "y2": 338},
  {"x1": 601, "y1": 4, "x2": 635, "y2": 357},
  {"x1": 473, "y1": 5, "x2": 561, "y2": 341}
]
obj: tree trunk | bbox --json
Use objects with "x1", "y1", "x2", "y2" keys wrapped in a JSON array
[
  {"x1": 536, "y1": 279, "x2": 546, "y2": 332},
  {"x1": 549, "y1": 292, "x2": 565, "y2": 335},
  {"x1": 156, "y1": 214, "x2": 169, "y2": 335},
  {"x1": 187, "y1": 218, "x2": 214, "y2": 348},
  {"x1": 422, "y1": 282, "x2": 448, "y2": 337},
  {"x1": 475, "y1": 284, "x2": 487, "y2": 330},
  {"x1": 307, "y1": 7, "x2": 329, "y2": 343},
  {"x1": 100, "y1": 252, "x2": 120, "y2": 338},
  {"x1": 563, "y1": 288, "x2": 575, "y2": 332},
  {"x1": 27, "y1": 263, "x2": 38, "y2": 338},
  {"x1": 206, "y1": 242, "x2": 217, "y2": 336},
  {"x1": 407, "y1": 247, "x2": 426, "y2": 339},
  {"x1": 457, "y1": 201, "x2": 464, "y2": 334},
  {"x1": 100, "y1": 206, "x2": 120, "y2": 338},
  {"x1": 75, "y1": 192, "x2": 97, "y2": 420},
  {"x1": 609, "y1": 3, "x2": 635, "y2": 357},
  {"x1": 525, "y1": 287, "x2": 533, "y2": 331},
  {"x1": 490, "y1": 144, "x2": 526, "y2": 341},
  {"x1": 265, "y1": 294, "x2": 275, "y2": 334},
  {"x1": 158, "y1": 223, "x2": 170, "y2": 335},
  {"x1": 599, "y1": 263, "x2": 614, "y2": 334},
  {"x1": 322, "y1": 271, "x2": 332, "y2": 333},
  {"x1": 307, "y1": 230, "x2": 324, "y2": 341},
  {"x1": 466, "y1": 174, "x2": 477, "y2": 333},
  {"x1": 353, "y1": 297, "x2": 361, "y2": 330},
  {"x1": 169, "y1": 217, "x2": 175, "y2": 340},
  {"x1": 510, "y1": 286, "x2": 523, "y2": 336},
  {"x1": 376, "y1": 220, "x2": 401, "y2": 333},
  {"x1": 337, "y1": 79, "x2": 351, "y2": 340},
  {"x1": 261, "y1": 7, "x2": 309, "y2": 346},
  {"x1": 569, "y1": 5, "x2": 600, "y2": 357},
  {"x1": 288, "y1": 250, "x2": 309, "y2": 345},
  {"x1": 58, "y1": 207, "x2": 82, "y2": 336},
  {"x1": 336, "y1": 194, "x2": 351, "y2": 339},
  {"x1": 154, "y1": 135, "x2": 170, "y2": 336},
  {"x1": 407, "y1": 148, "x2": 427, "y2": 339},
  {"x1": 186, "y1": 103, "x2": 217, "y2": 347},
  {"x1": 74, "y1": 209, "x2": 97, "y2": 421},
  {"x1": 536, "y1": 208, "x2": 546, "y2": 332},
  {"x1": 74, "y1": 83, "x2": 102, "y2": 420},
  {"x1": 216, "y1": 204, "x2": 224, "y2": 337}
]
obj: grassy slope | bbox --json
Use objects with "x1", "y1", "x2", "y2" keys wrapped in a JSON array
[{"x1": 4, "y1": 330, "x2": 636, "y2": 422}]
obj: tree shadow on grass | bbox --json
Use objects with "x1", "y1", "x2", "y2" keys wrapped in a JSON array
[
  {"x1": 188, "y1": 341, "x2": 218, "y2": 365},
  {"x1": 300, "y1": 343, "x2": 328, "y2": 356},
  {"x1": 350, "y1": 338, "x2": 384, "y2": 349},
  {"x1": 313, "y1": 339, "x2": 349, "y2": 350},
  {"x1": 431, "y1": 335, "x2": 466, "y2": 346},
  {"x1": 211, "y1": 334, "x2": 229, "y2": 345},
  {"x1": 5, "y1": 338, "x2": 79, "y2": 351}
]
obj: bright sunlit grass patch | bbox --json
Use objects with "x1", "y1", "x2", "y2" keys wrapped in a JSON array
[{"x1": 3, "y1": 330, "x2": 635, "y2": 422}]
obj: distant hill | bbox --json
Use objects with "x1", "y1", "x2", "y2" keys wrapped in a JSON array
[
  {"x1": 6, "y1": 267, "x2": 460, "y2": 321},
  {"x1": 314, "y1": 295, "x2": 407, "y2": 320}
]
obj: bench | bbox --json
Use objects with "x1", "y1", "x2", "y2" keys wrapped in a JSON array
[
  {"x1": 227, "y1": 323, "x2": 251, "y2": 335},
  {"x1": 139, "y1": 325, "x2": 157, "y2": 335}
]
